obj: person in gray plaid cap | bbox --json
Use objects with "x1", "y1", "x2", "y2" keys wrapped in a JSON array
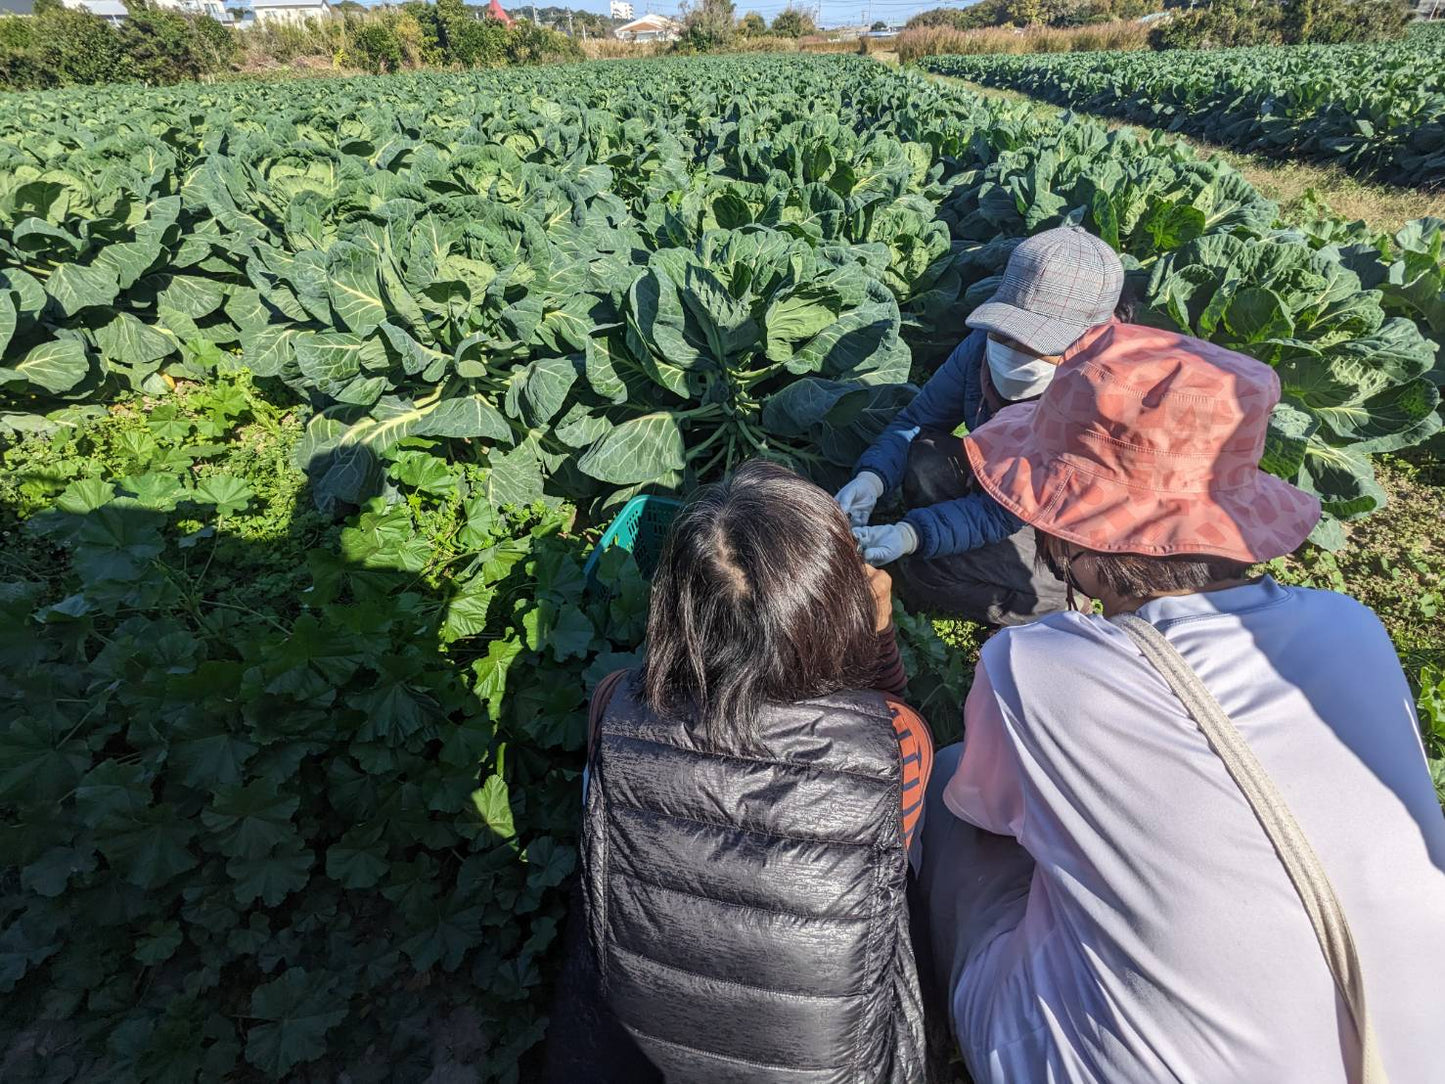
[{"x1": 836, "y1": 225, "x2": 1126, "y2": 626}]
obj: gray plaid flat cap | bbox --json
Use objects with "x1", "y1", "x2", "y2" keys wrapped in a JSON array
[{"x1": 966, "y1": 226, "x2": 1124, "y2": 356}]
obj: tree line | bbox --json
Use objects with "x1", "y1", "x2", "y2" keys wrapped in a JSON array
[
  {"x1": 0, "y1": 0, "x2": 586, "y2": 90},
  {"x1": 903, "y1": 0, "x2": 1413, "y2": 48}
]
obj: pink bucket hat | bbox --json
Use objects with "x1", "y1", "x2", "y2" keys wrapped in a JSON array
[{"x1": 962, "y1": 322, "x2": 1321, "y2": 562}]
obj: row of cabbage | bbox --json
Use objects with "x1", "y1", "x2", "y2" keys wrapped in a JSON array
[
  {"x1": 0, "y1": 57, "x2": 1438, "y2": 544},
  {"x1": 919, "y1": 27, "x2": 1445, "y2": 188},
  {"x1": 0, "y1": 55, "x2": 1441, "y2": 1080}
]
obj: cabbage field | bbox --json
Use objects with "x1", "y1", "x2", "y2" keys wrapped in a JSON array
[
  {"x1": 920, "y1": 26, "x2": 1445, "y2": 187},
  {"x1": 0, "y1": 54, "x2": 1442, "y2": 1080}
]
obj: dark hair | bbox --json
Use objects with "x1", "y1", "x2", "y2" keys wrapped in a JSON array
[
  {"x1": 1036, "y1": 530, "x2": 1252, "y2": 600},
  {"x1": 641, "y1": 460, "x2": 880, "y2": 753}
]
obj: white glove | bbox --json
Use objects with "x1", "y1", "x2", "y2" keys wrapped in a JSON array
[
  {"x1": 834, "y1": 471, "x2": 886, "y2": 528},
  {"x1": 853, "y1": 522, "x2": 918, "y2": 567}
]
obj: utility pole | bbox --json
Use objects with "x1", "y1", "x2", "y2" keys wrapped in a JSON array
[
  {"x1": 568, "y1": 7, "x2": 574, "y2": 34},
  {"x1": 531, "y1": 2, "x2": 537, "y2": 22}
]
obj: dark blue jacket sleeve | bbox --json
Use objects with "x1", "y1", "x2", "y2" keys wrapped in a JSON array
[
  {"x1": 855, "y1": 330, "x2": 987, "y2": 491},
  {"x1": 904, "y1": 494, "x2": 1025, "y2": 560}
]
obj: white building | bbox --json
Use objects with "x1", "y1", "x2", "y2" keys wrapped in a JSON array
[
  {"x1": 63, "y1": 0, "x2": 230, "y2": 21},
  {"x1": 165, "y1": 0, "x2": 229, "y2": 20},
  {"x1": 249, "y1": 0, "x2": 331, "y2": 25},
  {"x1": 60, "y1": 0, "x2": 127, "y2": 23},
  {"x1": 609, "y1": 0, "x2": 633, "y2": 19},
  {"x1": 179, "y1": 0, "x2": 228, "y2": 20},
  {"x1": 613, "y1": 11, "x2": 678, "y2": 40}
]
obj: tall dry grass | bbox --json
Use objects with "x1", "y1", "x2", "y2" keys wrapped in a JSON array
[
  {"x1": 896, "y1": 21, "x2": 1148, "y2": 63},
  {"x1": 725, "y1": 36, "x2": 804, "y2": 53},
  {"x1": 582, "y1": 35, "x2": 850, "y2": 59},
  {"x1": 579, "y1": 38, "x2": 673, "y2": 60},
  {"x1": 236, "y1": 18, "x2": 343, "y2": 69},
  {"x1": 797, "y1": 36, "x2": 861, "y2": 53}
]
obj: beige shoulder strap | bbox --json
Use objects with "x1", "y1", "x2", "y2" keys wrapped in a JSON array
[{"x1": 1113, "y1": 613, "x2": 1387, "y2": 1084}]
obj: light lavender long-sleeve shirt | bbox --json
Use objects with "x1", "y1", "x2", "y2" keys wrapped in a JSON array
[{"x1": 944, "y1": 577, "x2": 1445, "y2": 1084}]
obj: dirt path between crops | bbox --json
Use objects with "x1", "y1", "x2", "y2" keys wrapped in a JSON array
[{"x1": 914, "y1": 69, "x2": 1445, "y2": 235}]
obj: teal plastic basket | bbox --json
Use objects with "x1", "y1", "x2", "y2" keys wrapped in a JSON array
[{"x1": 583, "y1": 495, "x2": 684, "y2": 591}]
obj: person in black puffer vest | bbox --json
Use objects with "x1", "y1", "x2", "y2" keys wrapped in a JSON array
[{"x1": 549, "y1": 461, "x2": 934, "y2": 1084}]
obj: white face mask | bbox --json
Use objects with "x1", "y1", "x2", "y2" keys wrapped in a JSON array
[{"x1": 985, "y1": 337, "x2": 1059, "y2": 401}]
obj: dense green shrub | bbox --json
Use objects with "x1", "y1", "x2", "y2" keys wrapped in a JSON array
[
  {"x1": 0, "y1": 15, "x2": 34, "y2": 49},
  {"x1": 31, "y1": 7, "x2": 126, "y2": 85},
  {"x1": 391, "y1": 5, "x2": 443, "y2": 63},
  {"x1": 906, "y1": 2, "x2": 1008, "y2": 29},
  {"x1": 190, "y1": 7, "x2": 239, "y2": 69},
  {"x1": 770, "y1": 6, "x2": 816, "y2": 36},
  {"x1": 1279, "y1": 0, "x2": 1410, "y2": 44},
  {"x1": 678, "y1": 0, "x2": 737, "y2": 52},
  {"x1": 0, "y1": 0, "x2": 581, "y2": 89},
  {"x1": 443, "y1": 17, "x2": 508, "y2": 65},
  {"x1": 348, "y1": 20, "x2": 406, "y2": 72},
  {"x1": 905, "y1": 0, "x2": 1149, "y2": 29},
  {"x1": 401, "y1": 0, "x2": 447, "y2": 59},
  {"x1": 0, "y1": 3, "x2": 233, "y2": 90},
  {"x1": 0, "y1": 47, "x2": 55, "y2": 90},
  {"x1": 504, "y1": 20, "x2": 582, "y2": 64},
  {"x1": 436, "y1": 0, "x2": 508, "y2": 65},
  {"x1": 118, "y1": 5, "x2": 225, "y2": 85},
  {"x1": 1149, "y1": 0, "x2": 1410, "y2": 49}
]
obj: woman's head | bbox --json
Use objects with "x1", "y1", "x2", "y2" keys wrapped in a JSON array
[
  {"x1": 967, "y1": 225, "x2": 1125, "y2": 359},
  {"x1": 961, "y1": 322, "x2": 1321, "y2": 588},
  {"x1": 642, "y1": 460, "x2": 879, "y2": 752},
  {"x1": 1035, "y1": 530, "x2": 1252, "y2": 611}
]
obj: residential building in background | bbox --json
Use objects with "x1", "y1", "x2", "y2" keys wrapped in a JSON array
[
  {"x1": 174, "y1": 0, "x2": 228, "y2": 20},
  {"x1": 613, "y1": 11, "x2": 677, "y2": 40},
  {"x1": 61, "y1": 0, "x2": 230, "y2": 21},
  {"x1": 60, "y1": 0, "x2": 126, "y2": 23},
  {"x1": 609, "y1": 0, "x2": 633, "y2": 19},
  {"x1": 249, "y1": 0, "x2": 331, "y2": 23}
]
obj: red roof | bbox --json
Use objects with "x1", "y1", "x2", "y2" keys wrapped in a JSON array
[{"x1": 485, "y1": 0, "x2": 514, "y2": 25}]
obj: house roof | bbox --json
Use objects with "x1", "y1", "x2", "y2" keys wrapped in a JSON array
[
  {"x1": 251, "y1": 0, "x2": 331, "y2": 8},
  {"x1": 616, "y1": 12, "x2": 675, "y2": 30},
  {"x1": 79, "y1": 0, "x2": 127, "y2": 15},
  {"x1": 0, "y1": 0, "x2": 35, "y2": 15}
]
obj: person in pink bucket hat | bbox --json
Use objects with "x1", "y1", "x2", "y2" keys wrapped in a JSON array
[{"x1": 916, "y1": 322, "x2": 1445, "y2": 1084}]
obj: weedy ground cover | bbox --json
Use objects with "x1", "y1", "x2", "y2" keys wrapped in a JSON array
[
  {"x1": 0, "y1": 54, "x2": 1441, "y2": 1080},
  {"x1": 919, "y1": 26, "x2": 1445, "y2": 188},
  {"x1": 3, "y1": 372, "x2": 971, "y2": 1080}
]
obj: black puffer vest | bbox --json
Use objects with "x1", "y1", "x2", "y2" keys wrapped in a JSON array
[{"x1": 580, "y1": 672, "x2": 927, "y2": 1083}]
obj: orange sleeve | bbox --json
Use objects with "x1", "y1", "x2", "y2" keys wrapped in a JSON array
[{"x1": 886, "y1": 697, "x2": 934, "y2": 852}]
